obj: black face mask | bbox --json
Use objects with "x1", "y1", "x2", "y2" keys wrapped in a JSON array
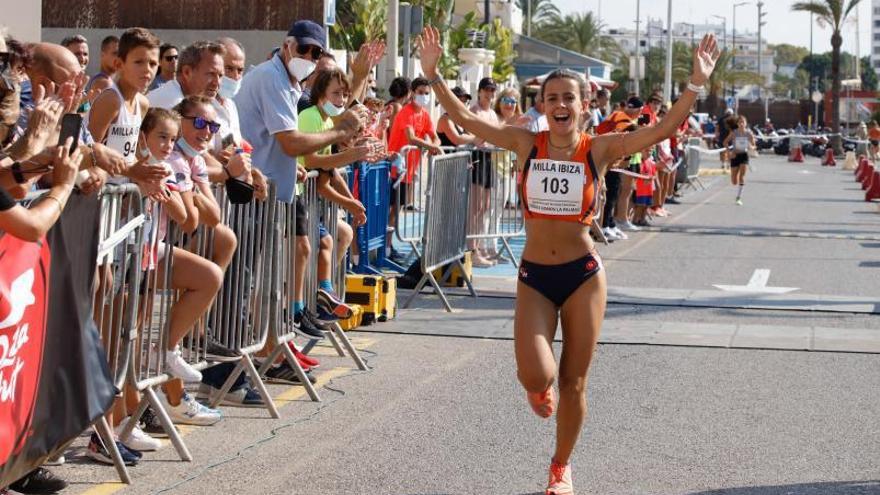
[{"x1": 225, "y1": 176, "x2": 255, "y2": 204}]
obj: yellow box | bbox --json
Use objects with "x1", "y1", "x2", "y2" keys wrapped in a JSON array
[
  {"x1": 431, "y1": 252, "x2": 473, "y2": 287},
  {"x1": 339, "y1": 304, "x2": 363, "y2": 331},
  {"x1": 378, "y1": 277, "x2": 397, "y2": 322},
  {"x1": 345, "y1": 274, "x2": 382, "y2": 325}
]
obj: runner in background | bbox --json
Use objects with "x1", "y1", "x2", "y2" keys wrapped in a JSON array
[{"x1": 722, "y1": 115, "x2": 756, "y2": 206}]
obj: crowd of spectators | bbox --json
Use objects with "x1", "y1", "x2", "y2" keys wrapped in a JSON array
[{"x1": 0, "y1": 17, "x2": 706, "y2": 493}]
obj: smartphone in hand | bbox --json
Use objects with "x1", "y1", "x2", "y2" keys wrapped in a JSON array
[{"x1": 58, "y1": 113, "x2": 82, "y2": 154}]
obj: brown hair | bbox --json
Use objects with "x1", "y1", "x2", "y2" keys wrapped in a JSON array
[
  {"x1": 310, "y1": 68, "x2": 351, "y2": 105},
  {"x1": 494, "y1": 87, "x2": 522, "y2": 119},
  {"x1": 173, "y1": 95, "x2": 213, "y2": 118},
  {"x1": 177, "y1": 41, "x2": 225, "y2": 75},
  {"x1": 540, "y1": 69, "x2": 588, "y2": 101},
  {"x1": 118, "y1": 27, "x2": 160, "y2": 61},
  {"x1": 141, "y1": 107, "x2": 181, "y2": 134}
]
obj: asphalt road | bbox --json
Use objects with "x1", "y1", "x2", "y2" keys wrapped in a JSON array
[{"x1": 46, "y1": 152, "x2": 880, "y2": 495}]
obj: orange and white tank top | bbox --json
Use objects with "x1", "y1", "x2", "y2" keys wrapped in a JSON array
[{"x1": 520, "y1": 131, "x2": 599, "y2": 226}]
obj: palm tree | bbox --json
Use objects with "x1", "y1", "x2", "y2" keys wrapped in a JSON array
[
  {"x1": 516, "y1": 0, "x2": 561, "y2": 36},
  {"x1": 537, "y1": 12, "x2": 621, "y2": 63},
  {"x1": 792, "y1": 0, "x2": 863, "y2": 153}
]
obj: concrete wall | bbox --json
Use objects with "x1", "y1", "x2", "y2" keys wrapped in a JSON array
[
  {"x1": 0, "y1": 0, "x2": 41, "y2": 42},
  {"x1": 42, "y1": 28, "x2": 287, "y2": 76}
]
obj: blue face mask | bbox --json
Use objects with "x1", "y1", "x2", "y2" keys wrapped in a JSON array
[
  {"x1": 177, "y1": 137, "x2": 203, "y2": 158},
  {"x1": 218, "y1": 76, "x2": 241, "y2": 99},
  {"x1": 322, "y1": 101, "x2": 345, "y2": 117}
]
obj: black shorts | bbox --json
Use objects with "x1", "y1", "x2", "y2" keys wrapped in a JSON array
[
  {"x1": 471, "y1": 150, "x2": 494, "y2": 188},
  {"x1": 730, "y1": 153, "x2": 749, "y2": 168},
  {"x1": 295, "y1": 196, "x2": 309, "y2": 236}
]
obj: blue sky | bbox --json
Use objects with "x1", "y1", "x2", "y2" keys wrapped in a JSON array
[{"x1": 555, "y1": 0, "x2": 871, "y2": 56}]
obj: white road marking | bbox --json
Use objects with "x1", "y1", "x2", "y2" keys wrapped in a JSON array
[{"x1": 713, "y1": 268, "x2": 800, "y2": 294}]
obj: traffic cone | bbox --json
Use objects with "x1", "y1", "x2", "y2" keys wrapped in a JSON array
[
  {"x1": 861, "y1": 164, "x2": 875, "y2": 190},
  {"x1": 821, "y1": 148, "x2": 836, "y2": 166},
  {"x1": 788, "y1": 146, "x2": 804, "y2": 163},
  {"x1": 843, "y1": 151, "x2": 857, "y2": 171},
  {"x1": 866, "y1": 172, "x2": 880, "y2": 201},
  {"x1": 856, "y1": 155, "x2": 869, "y2": 178}
]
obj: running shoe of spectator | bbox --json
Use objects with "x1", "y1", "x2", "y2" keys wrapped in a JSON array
[
  {"x1": 197, "y1": 383, "x2": 265, "y2": 408},
  {"x1": 620, "y1": 220, "x2": 642, "y2": 232},
  {"x1": 115, "y1": 416, "x2": 161, "y2": 452},
  {"x1": 666, "y1": 196, "x2": 681, "y2": 205},
  {"x1": 43, "y1": 453, "x2": 64, "y2": 466},
  {"x1": 315, "y1": 305, "x2": 339, "y2": 325},
  {"x1": 184, "y1": 335, "x2": 240, "y2": 362},
  {"x1": 265, "y1": 362, "x2": 317, "y2": 385},
  {"x1": 634, "y1": 218, "x2": 651, "y2": 228},
  {"x1": 139, "y1": 406, "x2": 180, "y2": 436},
  {"x1": 611, "y1": 227, "x2": 628, "y2": 240},
  {"x1": 8, "y1": 468, "x2": 68, "y2": 495},
  {"x1": 290, "y1": 343, "x2": 321, "y2": 368},
  {"x1": 86, "y1": 432, "x2": 141, "y2": 466},
  {"x1": 165, "y1": 346, "x2": 203, "y2": 382},
  {"x1": 317, "y1": 288, "x2": 354, "y2": 319},
  {"x1": 388, "y1": 247, "x2": 408, "y2": 264},
  {"x1": 161, "y1": 392, "x2": 222, "y2": 426},
  {"x1": 602, "y1": 227, "x2": 621, "y2": 241},
  {"x1": 294, "y1": 310, "x2": 328, "y2": 339},
  {"x1": 650, "y1": 207, "x2": 668, "y2": 218}
]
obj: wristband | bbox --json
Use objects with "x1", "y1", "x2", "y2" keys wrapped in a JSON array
[
  {"x1": 11, "y1": 162, "x2": 26, "y2": 184},
  {"x1": 686, "y1": 82, "x2": 704, "y2": 93},
  {"x1": 427, "y1": 75, "x2": 443, "y2": 87}
]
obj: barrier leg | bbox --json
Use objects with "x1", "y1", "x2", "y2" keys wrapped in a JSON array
[
  {"x1": 331, "y1": 322, "x2": 369, "y2": 371},
  {"x1": 279, "y1": 343, "x2": 321, "y2": 402},
  {"x1": 143, "y1": 386, "x2": 192, "y2": 461},
  {"x1": 240, "y1": 354, "x2": 280, "y2": 418},
  {"x1": 404, "y1": 270, "x2": 454, "y2": 312},
  {"x1": 208, "y1": 360, "x2": 245, "y2": 410},
  {"x1": 499, "y1": 237, "x2": 521, "y2": 268},
  {"x1": 454, "y1": 258, "x2": 478, "y2": 299},
  {"x1": 325, "y1": 329, "x2": 346, "y2": 357},
  {"x1": 94, "y1": 417, "x2": 132, "y2": 484}
]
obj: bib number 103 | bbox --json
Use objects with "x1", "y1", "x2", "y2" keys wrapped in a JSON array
[{"x1": 541, "y1": 177, "x2": 569, "y2": 195}]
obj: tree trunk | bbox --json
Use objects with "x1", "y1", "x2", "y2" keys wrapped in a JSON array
[{"x1": 831, "y1": 31, "x2": 843, "y2": 155}]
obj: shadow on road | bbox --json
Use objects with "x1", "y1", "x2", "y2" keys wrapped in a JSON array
[{"x1": 686, "y1": 480, "x2": 880, "y2": 495}]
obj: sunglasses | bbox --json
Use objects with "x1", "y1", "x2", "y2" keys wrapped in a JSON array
[
  {"x1": 501, "y1": 97, "x2": 517, "y2": 105},
  {"x1": 296, "y1": 44, "x2": 324, "y2": 60},
  {"x1": 183, "y1": 116, "x2": 221, "y2": 134},
  {"x1": 164, "y1": 55, "x2": 179, "y2": 62}
]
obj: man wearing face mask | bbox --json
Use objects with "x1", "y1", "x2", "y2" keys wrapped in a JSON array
[
  {"x1": 147, "y1": 41, "x2": 251, "y2": 184},
  {"x1": 235, "y1": 19, "x2": 368, "y2": 204}
]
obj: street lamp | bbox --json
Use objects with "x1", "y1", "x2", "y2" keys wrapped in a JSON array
[
  {"x1": 634, "y1": 0, "x2": 641, "y2": 96},
  {"x1": 732, "y1": 2, "x2": 749, "y2": 69}
]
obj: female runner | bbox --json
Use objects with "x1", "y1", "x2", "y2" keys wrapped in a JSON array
[{"x1": 417, "y1": 27, "x2": 719, "y2": 494}]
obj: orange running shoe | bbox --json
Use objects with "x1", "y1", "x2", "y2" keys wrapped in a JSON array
[
  {"x1": 546, "y1": 459, "x2": 574, "y2": 495},
  {"x1": 526, "y1": 387, "x2": 556, "y2": 418}
]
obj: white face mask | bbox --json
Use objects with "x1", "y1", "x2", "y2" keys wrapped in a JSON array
[
  {"x1": 366, "y1": 87, "x2": 377, "y2": 99},
  {"x1": 322, "y1": 101, "x2": 345, "y2": 117},
  {"x1": 218, "y1": 76, "x2": 241, "y2": 99},
  {"x1": 286, "y1": 46, "x2": 316, "y2": 82},
  {"x1": 414, "y1": 94, "x2": 431, "y2": 108},
  {"x1": 138, "y1": 147, "x2": 162, "y2": 165}
]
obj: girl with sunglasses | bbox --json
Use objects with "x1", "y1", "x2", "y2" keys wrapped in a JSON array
[{"x1": 418, "y1": 26, "x2": 720, "y2": 495}]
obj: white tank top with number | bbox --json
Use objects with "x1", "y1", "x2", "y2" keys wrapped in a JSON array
[{"x1": 102, "y1": 82, "x2": 142, "y2": 165}]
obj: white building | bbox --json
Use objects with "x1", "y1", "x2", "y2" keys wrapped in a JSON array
[
  {"x1": 872, "y1": 0, "x2": 880, "y2": 74},
  {"x1": 454, "y1": 0, "x2": 523, "y2": 35}
]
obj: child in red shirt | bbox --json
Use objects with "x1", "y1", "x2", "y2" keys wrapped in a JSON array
[{"x1": 633, "y1": 148, "x2": 657, "y2": 227}]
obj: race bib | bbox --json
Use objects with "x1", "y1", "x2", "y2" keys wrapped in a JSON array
[
  {"x1": 734, "y1": 136, "x2": 749, "y2": 152},
  {"x1": 525, "y1": 159, "x2": 584, "y2": 215},
  {"x1": 104, "y1": 123, "x2": 140, "y2": 164}
]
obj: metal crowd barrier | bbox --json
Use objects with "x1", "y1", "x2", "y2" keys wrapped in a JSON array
[
  {"x1": 467, "y1": 147, "x2": 524, "y2": 267},
  {"x1": 393, "y1": 145, "x2": 429, "y2": 262},
  {"x1": 299, "y1": 170, "x2": 368, "y2": 369},
  {"x1": 682, "y1": 137, "x2": 707, "y2": 191},
  {"x1": 402, "y1": 151, "x2": 475, "y2": 312},
  {"x1": 349, "y1": 160, "x2": 404, "y2": 274},
  {"x1": 204, "y1": 186, "x2": 277, "y2": 416},
  {"x1": 91, "y1": 184, "x2": 148, "y2": 484}
]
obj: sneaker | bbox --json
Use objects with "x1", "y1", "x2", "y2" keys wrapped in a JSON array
[
  {"x1": 294, "y1": 311, "x2": 327, "y2": 339},
  {"x1": 611, "y1": 227, "x2": 628, "y2": 240},
  {"x1": 666, "y1": 197, "x2": 681, "y2": 205},
  {"x1": 527, "y1": 387, "x2": 557, "y2": 419},
  {"x1": 736, "y1": 198, "x2": 743, "y2": 205},
  {"x1": 546, "y1": 459, "x2": 574, "y2": 495},
  {"x1": 634, "y1": 219, "x2": 651, "y2": 227},
  {"x1": 115, "y1": 416, "x2": 161, "y2": 452},
  {"x1": 197, "y1": 383, "x2": 265, "y2": 408},
  {"x1": 620, "y1": 220, "x2": 641, "y2": 232},
  {"x1": 163, "y1": 392, "x2": 222, "y2": 426},
  {"x1": 9, "y1": 467, "x2": 68, "y2": 494},
  {"x1": 205, "y1": 338, "x2": 240, "y2": 362},
  {"x1": 304, "y1": 309, "x2": 333, "y2": 331},
  {"x1": 86, "y1": 433, "x2": 140, "y2": 466},
  {"x1": 139, "y1": 406, "x2": 178, "y2": 436},
  {"x1": 314, "y1": 305, "x2": 339, "y2": 325},
  {"x1": 165, "y1": 347, "x2": 202, "y2": 382},
  {"x1": 602, "y1": 227, "x2": 620, "y2": 240},
  {"x1": 264, "y1": 362, "x2": 317, "y2": 385},
  {"x1": 317, "y1": 289, "x2": 354, "y2": 319},
  {"x1": 290, "y1": 344, "x2": 321, "y2": 369},
  {"x1": 43, "y1": 454, "x2": 64, "y2": 466}
]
